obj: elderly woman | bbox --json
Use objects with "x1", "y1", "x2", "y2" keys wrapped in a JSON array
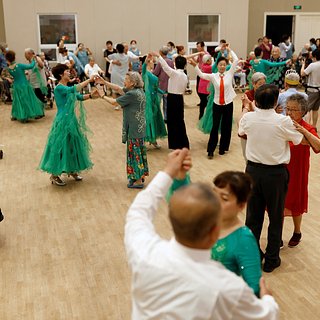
[
  {"x1": 75, "y1": 43, "x2": 92, "y2": 71},
  {"x1": 284, "y1": 94, "x2": 320, "y2": 247},
  {"x1": 240, "y1": 72, "x2": 266, "y2": 160},
  {"x1": 101, "y1": 72, "x2": 149, "y2": 189}
]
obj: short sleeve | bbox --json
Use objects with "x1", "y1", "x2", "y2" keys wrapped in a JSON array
[
  {"x1": 304, "y1": 63, "x2": 313, "y2": 76},
  {"x1": 238, "y1": 114, "x2": 248, "y2": 136},
  {"x1": 281, "y1": 116, "x2": 303, "y2": 145},
  {"x1": 116, "y1": 91, "x2": 132, "y2": 107}
]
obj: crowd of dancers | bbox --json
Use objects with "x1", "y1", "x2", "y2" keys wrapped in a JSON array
[{"x1": 1, "y1": 33, "x2": 320, "y2": 317}]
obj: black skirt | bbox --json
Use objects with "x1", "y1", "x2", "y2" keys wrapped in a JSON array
[{"x1": 167, "y1": 93, "x2": 190, "y2": 149}]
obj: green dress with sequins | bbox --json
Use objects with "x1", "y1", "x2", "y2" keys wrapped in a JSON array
[
  {"x1": 211, "y1": 226, "x2": 261, "y2": 296},
  {"x1": 39, "y1": 84, "x2": 93, "y2": 175}
]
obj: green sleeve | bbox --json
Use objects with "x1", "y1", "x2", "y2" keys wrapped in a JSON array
[
  {"x1": 142, "y1": 62, "x2": 147, "y2": 78},
  {"x1": 263, "y1": 59, "x2": 287, "y2": 67},
  {"x1": 166, "y1": 173, "x2": 191, "y2": 202},
  {"x1": 235, "y1": 229, "x2": 262, "y2": 296},
  {"x1": 76, "y1": 92, "x2": 84, "y2": 101},
  {"x1": 212, "y1": 52, "x2": 221, "y2": 73},
  {"x1": 19, "y1": 60, "x2": 36, "y2": 70}
]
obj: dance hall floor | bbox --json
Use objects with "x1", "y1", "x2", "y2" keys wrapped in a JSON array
[{"x1": 0, "y1": 90, "x2": 319, "y2": 319}]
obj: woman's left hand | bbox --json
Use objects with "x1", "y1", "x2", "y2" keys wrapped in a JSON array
[{"x1": 293, "y1": 120, "x2": 306, "y2": 134}]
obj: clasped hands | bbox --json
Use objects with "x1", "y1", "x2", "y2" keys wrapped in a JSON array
[{"x1": 164, "y1": 148, "x2": 192, "y2": 180}]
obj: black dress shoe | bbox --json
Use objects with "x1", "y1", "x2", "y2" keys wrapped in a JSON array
[
  {"x1": 263, "y1": 258, "x2": 281, "y2": 273},
  {"x1": 207, "y1": 152, "x2": 214, "y2": 159},
  {"x1": 219, "y1": 150, "x2": 225, "y2": 155},
  {"x1": 0, "y1": 209, "x2": 4, "y2": 222}
]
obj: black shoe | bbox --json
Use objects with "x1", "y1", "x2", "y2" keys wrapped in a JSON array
[
  {"x1": 263, "y1": 258, "x2": 281, "y2": 273},
  {"x1": 280, "y1": 240, "x2": 284, "y2": 249},
  {"x1": 207, "y1": 152, "x2": 214, "y2": 159},
  {"x1": 0, "y1": 209, "x2": 4, "y2": 222},
  {"x1": 288, "y1": 232, "x2": 302, "y2": 247},
  {"x1": 219, "y1": 150, "x2": 225, "y2": 155}
]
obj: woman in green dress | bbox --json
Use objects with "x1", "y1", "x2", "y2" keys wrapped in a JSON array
[
  {"x1": 167, "y1": 170, "x2": 261, "y2": 296},
  {"x1": 39, "y1": 64, "x2": 96, "y2": 186},
  {"x1": 5, "y1": 50, "x2": 44, "y2": 122},
  {"x1": 101, "y1": 72, "x2": 149, "y2": 189},
  {"x1": 141, "y1": 54, "x2": 167, "y2": 148}
]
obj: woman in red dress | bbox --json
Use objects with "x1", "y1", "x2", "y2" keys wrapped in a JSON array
[{"x1": 284, "y1": 94, "x2": 320, "y2": 247}]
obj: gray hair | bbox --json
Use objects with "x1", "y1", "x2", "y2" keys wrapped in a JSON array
[
  {"x1": 25, "y1": 48, "x2": 35, "y2": 54},
  {"x1": 252, "y1": 72, "x2": 266, "y2": 84},
  {"x1": 159, "y1": 46, "x2": 169, "y2": 56},
  {"x1": 286, "y1": 94, "x2": 308, "y2": 115},
  {"x1": 126, "y1": 71, "x2": 144, "y2": 88}
]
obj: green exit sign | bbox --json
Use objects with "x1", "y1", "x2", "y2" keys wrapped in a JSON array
[{"x1": 294, "y1": 5, "x2": 302, "y2": 10}]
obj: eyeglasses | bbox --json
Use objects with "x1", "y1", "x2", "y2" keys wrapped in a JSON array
[{"x1": 286, "y1": 108, "x2": 301, "y2": 113}]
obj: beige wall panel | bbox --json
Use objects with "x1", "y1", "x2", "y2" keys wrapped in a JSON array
[
  {"x1": 3, "y1": 0, "x2": 248, "y2": 74},
  {"x1": 0, "y1": 0, "x2": 6, "y2": 42},
  {"x1": 248, "y1": 0, "x2": 320, "y2": 54}
]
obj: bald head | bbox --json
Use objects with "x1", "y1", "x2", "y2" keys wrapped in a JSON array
[{"x1": 169, "y1": 183, "x2": 221, "y2": 246}]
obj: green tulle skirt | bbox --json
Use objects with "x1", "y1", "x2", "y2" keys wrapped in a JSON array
[
  {"x1": 198, "y1": 84, "x2": 215, "y2": 134},
  {"x1": 11, "y1": 84, "x2": 44, "y2": 121},
  {"x1": 39, "y1": 98, "x2": 93, "y2": 175},
  {"x1": 145, "y1": 93, "x2": 167, "y2": 143}
]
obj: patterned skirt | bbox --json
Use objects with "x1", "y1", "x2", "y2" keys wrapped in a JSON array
[{"x1": 127, "y1": 138, "x2": 149, "y2": 182}]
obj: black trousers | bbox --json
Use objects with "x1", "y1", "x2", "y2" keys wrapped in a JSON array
[
  {"x1": 207, "y1": 102, "x2": 233, "y2": 154},
  {"x1": 167, "y1": 93, "x2": 189, "y2": 149},
  {"x1": 196, "y1": 76, "x2": 201, "y2": 98},
  {"x1": 198, "y1": 93, "x2": 208, "y2": 120},
  {"x1": 245, "y1": 161, "x2": 289, "y2": 264},
  {"x1": 34, "y1": 88, "x2": 46, "y2": 103}
]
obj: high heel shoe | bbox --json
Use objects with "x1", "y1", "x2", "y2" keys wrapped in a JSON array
[
  {"x1": 69, "y1": 173, "x2": 83, "y2": 181},
  {"x1": 50, "y1": 175, "x2": 66, "y2": 186}
]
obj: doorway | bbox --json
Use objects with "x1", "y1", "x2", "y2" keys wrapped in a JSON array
[{"x1": 266, "y1": 15, "x2": 294, "y2": 46}]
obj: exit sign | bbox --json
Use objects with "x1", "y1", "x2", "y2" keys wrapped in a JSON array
[{"x1": 294, "y1": 5, "x2": 302, "y2": 10}]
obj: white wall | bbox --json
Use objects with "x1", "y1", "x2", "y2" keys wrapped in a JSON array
[{"x1": 3, "y1": 0, "x2": 249, "y2": 77}]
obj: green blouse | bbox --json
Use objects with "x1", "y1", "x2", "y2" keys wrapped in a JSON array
[
  {"x1": 211, "y1": 226, "x2": 261, "y2": 296},
  {"x1": 116, "y1": 88, "x2": 146, "y2": 143}
]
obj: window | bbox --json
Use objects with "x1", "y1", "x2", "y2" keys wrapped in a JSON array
[
  {"x1": 188, "y1": 15, "x2": 220, "y2": 55},
  {"x1": 38, "y1": 14, "x2": 77, "y2": 61}
]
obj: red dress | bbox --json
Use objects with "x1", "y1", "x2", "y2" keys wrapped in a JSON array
[{"x1": 284, "y1": 120, "x2": 319, "y2": 216}]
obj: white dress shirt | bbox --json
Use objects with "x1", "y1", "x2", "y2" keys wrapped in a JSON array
[
  {"x1": 158, "y1": 56, "x2": 187, "y2": 94},
  {"x1": 125, "y1": 171, "x2": 279, "y2": 320},
  {"x1": 239, "y1": 108, "x2": 303, "y2": 165},
  {"x1": 304, "y1": 60, "x2": 320, "y2": 92},
  {"x1": 195, "y1": 50, "x2": 238, "y2": 105}
]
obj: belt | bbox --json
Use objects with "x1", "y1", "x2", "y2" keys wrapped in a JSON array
[{"x1": 247, "y1": 160, "x2": 286, "y2": 169}]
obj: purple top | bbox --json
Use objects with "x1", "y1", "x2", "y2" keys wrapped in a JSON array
[{"x1": 153, "y1": 57, "x2": 174, "y2": 92}]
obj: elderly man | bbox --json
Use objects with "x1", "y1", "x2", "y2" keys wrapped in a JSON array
[
  {"x1": 269, "y1": 46, "x2": 288, "y2": 89},
  {"x1": 125, "y1": 148, "x2": 279, "y2": 319},
  {"x1": 25, "y1": 48, "x2": 47, "y2": 105},
  {"x1": 153, "y1": 46, "x2": 174, "y2": 122},
  {"x1": 301, "y1": 49, "x2": 320, "y2": 127},
  {"x1": 277, "y1": 69, "x2": 308, "y2": 115},
  {"x1": 239, "y1": 84, "x2": 303, "y2": 273}
]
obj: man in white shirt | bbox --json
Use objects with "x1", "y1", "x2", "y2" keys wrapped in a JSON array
[
  {"x1": 301, "y1": 49, "x2": 320, "y2": 127},
  {"x1": 151, "y1": 51, "x2": 189, "y2": 149},
  {"x1": 239, "y1": 84, "x2": 303, "y2": 273},
  {"x1": 125, "y1": 148, "x2": 279, "y2": 320}
]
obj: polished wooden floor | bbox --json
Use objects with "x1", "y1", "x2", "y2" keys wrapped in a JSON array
[{"x1": 0, "y1": 90, "x2": 319, "y2": 319}]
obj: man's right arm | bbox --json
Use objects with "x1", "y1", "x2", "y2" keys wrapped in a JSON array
[{"x1": 124, "y1": 172, "x2": 173, "y2": 264}]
